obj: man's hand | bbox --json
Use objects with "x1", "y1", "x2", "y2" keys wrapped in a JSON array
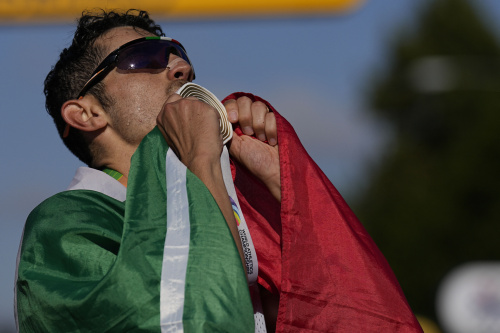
[
  {"x1": 157, "y1": 94, "x2": 246, "y2": 268},
  {"x1": 224, "y1": 97, "x2": 277, "y2": 146},
  {"x1": 156, "y1": 94, "x2": 281, "y2": 203},
  {"x1": 224, "y1": 97, "x2": 281, "y2": 202},
  {"x1": 157, "y1": 94, "x2": 223, "y2": 168}
]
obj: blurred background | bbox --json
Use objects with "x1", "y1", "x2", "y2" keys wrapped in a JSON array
[{"x1": 2, "y1": 0, "x2": 500, "y2": 332}]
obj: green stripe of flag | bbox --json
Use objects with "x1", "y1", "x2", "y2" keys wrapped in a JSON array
[{"x1": 16, "y1": 127, "x2": 254, "y2": 332}]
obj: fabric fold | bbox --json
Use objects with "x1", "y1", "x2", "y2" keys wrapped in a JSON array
[
  {"x1": 223, "y1": 92, "x2": 422, "y2": 332},
  {"x1": 16, "y1": 92, "x2": 422, "y2": 332}
]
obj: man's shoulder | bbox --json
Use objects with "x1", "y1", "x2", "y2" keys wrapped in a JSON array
[
  {"x1": 25, "y1": 187, "x2": 125, "y2": 241},
  {"x1": 23, "y1": 163, "x2": 129, "y2": 241},
  {"x1": 30, "y1": 187, "x2": 124, "y2": 215},
  {"x1": 29, "y1": 165, "x2": 127, "y2": 224}
]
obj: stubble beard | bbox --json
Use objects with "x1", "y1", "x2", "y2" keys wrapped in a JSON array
[
  {"x1": 166, "y1": 79, "x2": 189, "y2": 97},
  {"x1": 110, "y1": 79, "x2": 191, "y2": 146}
]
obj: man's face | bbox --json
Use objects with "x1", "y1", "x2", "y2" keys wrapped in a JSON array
[{"x1": 95, "y1": 26, "x2": 194, "y2": 146}]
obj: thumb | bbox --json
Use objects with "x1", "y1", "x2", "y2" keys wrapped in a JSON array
[{"x1": 228, "y1": 132, "x2": 243, "y2": 162}]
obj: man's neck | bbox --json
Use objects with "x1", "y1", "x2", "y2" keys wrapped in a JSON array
[
  {"x1": 95, "y1": 150, "x2": 134, "y2": 188},
  {"x1": 91, "y1": 128, "x2": 144, "y2": 189},
  {"x1": 100, "y1": 162, "x2": 129, "y2": 187}
]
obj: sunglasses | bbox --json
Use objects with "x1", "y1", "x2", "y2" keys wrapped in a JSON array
[
  {"x1": 63, "y1": 37, "x2": 195, "y2": 138},
  {"x1": 77, "y1": 36, "x2": 195, "y2": 99}
]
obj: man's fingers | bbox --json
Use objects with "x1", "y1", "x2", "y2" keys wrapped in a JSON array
[
  {"x1": 236, "y1": 96, "x2": 254, "y2": 135},
  {"x1": 264, "y1": 112, "x2": 277, "y2": 146},
  {"x1": 165, "y1": 93, "x2": 182, "y2": 104},
  {"x1": 224, "y1": 99, "x2": 239, "y2": 123},
  {"x1": 158, "y1": 95, "x2": 219, "y2": 131},
  {"x1": 251, "y1": 101, "x2": 269, "y2": 142},
  {"x1": 224, "y1": 96, "x2": 276, "y2": 144},
  {"x1": 158, "y1": 94, "x2": 181, "y2": 128}
]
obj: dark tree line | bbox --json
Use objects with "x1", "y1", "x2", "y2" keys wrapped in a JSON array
[{"x1": 354, "y1": 0, "x2": 500, "y2": 321}]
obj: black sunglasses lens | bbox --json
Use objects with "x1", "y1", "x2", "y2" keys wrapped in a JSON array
[{"x1": 116, "y1": 41, "x2": 188, "y2": 71}]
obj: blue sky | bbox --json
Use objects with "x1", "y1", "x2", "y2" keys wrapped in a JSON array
[{"x1": 2, "y1": 0, "x2": 500, "y2": 329}]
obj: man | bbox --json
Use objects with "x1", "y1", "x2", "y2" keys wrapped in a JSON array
[{"x1": 16, "y1": 9, "x2": 423, "y2": 333}]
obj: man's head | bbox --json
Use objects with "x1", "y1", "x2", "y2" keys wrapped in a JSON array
[{"x1": 45, "y1": 9, "x2": 193, "y2": 167}]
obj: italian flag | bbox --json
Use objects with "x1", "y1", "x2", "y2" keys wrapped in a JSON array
[
  {"x1": 16, "y1": 93, "x2": 423, "y2": 332},
  {"x1": 16, "y1": 127, "x2": 254, "y2": 332}
]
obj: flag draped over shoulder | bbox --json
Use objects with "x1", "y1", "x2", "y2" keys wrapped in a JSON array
[
  {"x1": 16, "y1": 128, "x2": 254, "y2": 332},
  {"x1": 223, "y1": 93, "x2": 423, "y2": 332},
  {"x1": 16, "y1": 91, "x2": 422, "y2": 332}
]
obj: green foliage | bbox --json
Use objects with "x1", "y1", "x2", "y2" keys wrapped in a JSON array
[{"x1": 355, "y1": 0, "x2": 500, "y2": 320}]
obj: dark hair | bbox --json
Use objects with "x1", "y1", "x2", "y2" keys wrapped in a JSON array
[{"x1": 44, "y1": 9, "x2": 165, "y2": 165}]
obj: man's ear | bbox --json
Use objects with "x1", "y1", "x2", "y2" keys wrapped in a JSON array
[{"x1": 61, "y1": 98, "x2": 109, "y2": 133}]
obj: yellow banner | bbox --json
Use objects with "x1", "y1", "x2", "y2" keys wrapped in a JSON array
[{"x1": 0, "y1": 0, "x2": 364, "y2": 22}]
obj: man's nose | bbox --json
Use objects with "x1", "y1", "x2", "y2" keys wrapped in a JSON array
[{"x1": 167, "y1": 54, "x2": 193, "y2": 81}]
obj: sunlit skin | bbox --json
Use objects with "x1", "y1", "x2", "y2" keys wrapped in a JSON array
[
  {"x1": 62, "y1": 26, "x2": 280, "y2": 200},
  {"x1": 60, "y1": 26, "x2": 280, "y2": 330}
]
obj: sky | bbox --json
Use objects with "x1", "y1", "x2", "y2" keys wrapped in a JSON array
[{"x1": 2, "y1": 0, "x2": 500, "y2": 330}]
